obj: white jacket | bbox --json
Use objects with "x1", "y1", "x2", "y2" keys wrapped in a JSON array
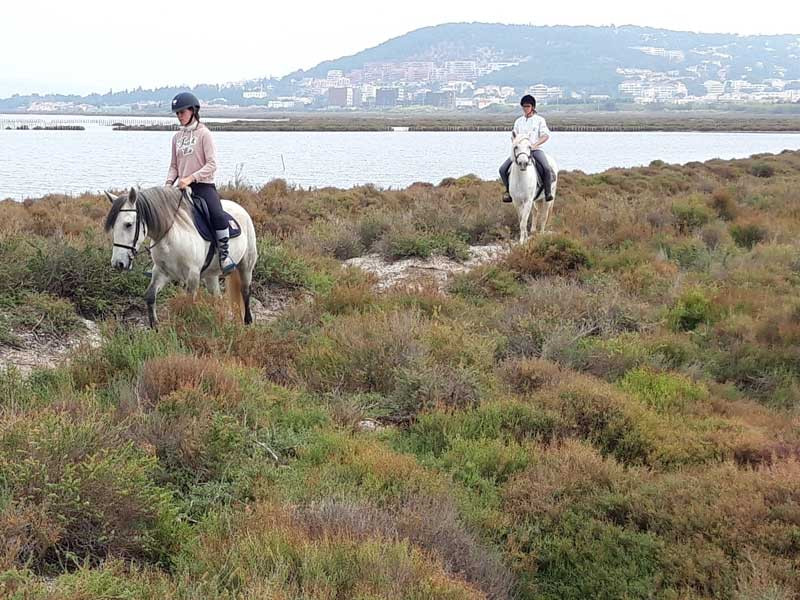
[{"x1": 513, "y1": 113, "x2": 550, "y2": 143}]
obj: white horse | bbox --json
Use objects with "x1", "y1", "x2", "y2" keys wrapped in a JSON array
[
  {"x1": 508, "y1": 133, "x2": 558, "y2": 243},
  {"x1": 105, "y1": 186, "x2": 258, "y2": 328}
]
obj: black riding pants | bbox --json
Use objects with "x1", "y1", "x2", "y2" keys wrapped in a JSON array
[
  {"x1": 191, "y1": 183, "x2": 228, "y2": 232},
  {"x1": 499, "y1": 151, "x2": 553, "y2": 197}
]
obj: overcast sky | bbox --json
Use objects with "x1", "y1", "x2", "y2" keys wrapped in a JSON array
[{"x1": 2, "y1": 0, "x2": 799, "y2": 97}]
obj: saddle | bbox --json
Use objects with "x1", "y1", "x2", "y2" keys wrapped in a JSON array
[
  {"x1": 507, "y1": 155, "x2": 556, "y2": 201},
  {"x1": 190, "y1": 194, "x2": 242, "y2": 242},
  {"x1": 188, "y1": 193, "x2": 242, "y2": 273}
]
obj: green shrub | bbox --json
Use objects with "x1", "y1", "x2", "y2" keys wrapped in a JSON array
[
  {"x1": 667, "y1": 288, "x2": 717, "y2": 331},
  {"x1": 663, "y1": 238, "x2": 711, "y2": 270},
  {"x1": 376, "y1": 230, "x2": 470, "y2": 262},
  {"x1": 252, "y1": 239, "x2": 334, "y2": 294},
  {"x1": 297, "y1": 309, "x2": 495, "y2": 421},
  {"x1": 397, "y1": 400, "x2": 558, "y2": 458},
  {"x1": 390, "y1": 363, "x2": 484, "y2": 418},
  {"x1": 730, "y1": 222, "x2": 769, "y2": 249},
  {"x1": 377, "y1": 230, "x2": 435, "y2": 260},
  {"x1": 0, "y1": 413, "x2": 183, "y2": 571},
  {"x1": 568, "y1": 334, "x2": 652, "y2": 381},
  {"x1": 69, "y1": 326, "x2": 184, "y2": 389},
  {"x1": 305, "y1": 218, "x2": 365, "y2": 260},
  {"x1": 440, "y1": 438, "x2": 529, "y2": 489},
  {"x1": 750, "y1": 162, "x2": 775, "y2": 178},
  {"x1": 176, "y1": 502, "x2": 483, "y2": 599},
  {"x1": 448, "y1": 265, "x2": 520, "y2": 302},
  {"x1": 710, "y1": 187, "x2": 738, "y2": 220},
  {"x1": 25, "y1": 239, "x2": 148, "y2": 318},
  {"x1": 1, "y1": 291, "x2": 84, "y2": 338},
  {"x1": 619, "y1": 368, "x2": 709, "y2": 413},
  {"x1": 671, "y1": 197, "x2": 714, "y2": 233},
  {"x1": 357, "y1": 212, "x2": 393, "y2": 250},
  {"x1": 24, "y1": 560, "x2": 174, "y2": 599},
  {"x1": 297, "y1": 310, "x2": 425, "y2": 396},
  {"x1": 516, "y1": 512, "x2": 664, "y2": 600},
  {"x1": 544, "y1": 382, "x2": 654, "y2": 465},
  {"x1": 504, "y1": 235, "x2": 592, "y2": 278}
]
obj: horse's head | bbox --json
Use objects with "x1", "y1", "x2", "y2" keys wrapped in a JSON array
[
  {"x1": 104, "y1": 187, "x2": 145, "y2": 271},
  {"x1": 512, "y1": 132, "x2": 533, "y2": 171}
]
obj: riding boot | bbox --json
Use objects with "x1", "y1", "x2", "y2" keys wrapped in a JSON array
[
  {"x1": 542, "y1": 167, "x2": 554, "y2": 201},
  {"x1": 533, "y1": 152, "x2": 554, "y2": 201},
  {"x1": 215, "y1": 228, "x2": 237, "y2": 275},
  {"x1": 499, "y1": 158, "x2": 513, "y2": 202}
]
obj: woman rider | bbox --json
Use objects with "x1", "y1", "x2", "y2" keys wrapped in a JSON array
[
  {"x1": 166, "y1": 91, "x2": 236, "y2": 274},
  {"x1": 498, "y1": 94, "x2": 553, "y2": 203}
]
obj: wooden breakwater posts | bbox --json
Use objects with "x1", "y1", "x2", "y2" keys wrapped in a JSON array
[
  {"x1": 3, "y1": 124, "x2": 85, "y2": 130},
  {"x1": 0, "y1": 117, "x2": 168, "y2": 129},
  {"x1": 110, "y1": 123, "x2": 656, "y2": 133}
]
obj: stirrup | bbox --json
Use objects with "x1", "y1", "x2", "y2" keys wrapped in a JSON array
[
  {"x1": 502, "y1": 192, "x2": 512, "y2": 203},
  {"x1": 215, "y1": 227, "x2": 236, "y2": 276},
  {"x1": 219, "y1": 254, "x2": 237, "y2": 276}
]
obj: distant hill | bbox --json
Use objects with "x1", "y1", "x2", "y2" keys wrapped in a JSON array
[
  {"x1": 3, "y1": 23, "x2": 799, "y2": 109},
  {"x1": 285, "y1": 22, "x2": 800, "y2": 95}
]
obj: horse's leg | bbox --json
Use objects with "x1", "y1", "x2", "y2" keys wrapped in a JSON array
[
  {"x1": 144, "y1": 270, "x2": 170, "y2": 329},
  {"x1": 240, "y1": 264, "x2": 254, "y2": 326},
  {"x1": 532, "y1": 201, "x2": 541, "y2": 233},
  {"x1": 204, "y1": 273, "x2": 222, "y2": 297},
  {"x1": 540, "y1": 200, "x2": 555, "y2": 233},
  {"x1": 519, "y1": 199, "x2": 534, "y2": 244},
  {"x1": 186, "y1": 269, "x2": 201, "y2": 300}
]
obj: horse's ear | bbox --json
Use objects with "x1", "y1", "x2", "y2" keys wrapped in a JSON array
[
  {"x1": 104, "y1": 191, "x2": 115, "y2": 204},
  {"x1": 128, "y1": 187, "x2": 137, "y2": 204}
]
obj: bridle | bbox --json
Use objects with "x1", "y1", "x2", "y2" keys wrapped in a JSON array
[
  {"x1": 514, "y1": 144, "x2": 532, "y2": 165},
  {"x1": 113, "y1": 208, "x2": 144, "y2": 257},
  {"x1": 111, "y1": 189, "x2": 187, "y2": 259}
]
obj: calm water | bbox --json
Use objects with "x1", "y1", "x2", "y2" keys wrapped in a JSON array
[{"x1": 2, "y1": 114, "x2": 799, "y2": 199}]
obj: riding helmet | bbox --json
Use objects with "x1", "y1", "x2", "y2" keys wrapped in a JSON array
[
  {"x1": 520, "y1": 94, "x2": 536, "y2": 107},
  {"x1": 171, "y1": 91, "x2": 201, "y2": 113}
]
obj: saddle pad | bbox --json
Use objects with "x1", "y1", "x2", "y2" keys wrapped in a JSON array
[{"x1": 191, "y1": 198, "x2": 242, "y2": 242}]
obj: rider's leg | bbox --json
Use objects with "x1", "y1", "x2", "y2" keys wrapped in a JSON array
[
  {"x1": 532, "y1": 150, "x2": 553, "y2": 201},
  {"x1": 499, "y1": 158, "x2": 512, "y2": 202},
  {"x1": 193, "y1": 183, "x2": 236, "y2": 275}
]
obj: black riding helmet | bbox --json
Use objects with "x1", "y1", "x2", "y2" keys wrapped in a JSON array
[
  {"x1": 171, "y1": 91, "x2": 200, "y2": 113},
  {"x1": 520, "y1": 94, "x2": 536, "y2": 107}
]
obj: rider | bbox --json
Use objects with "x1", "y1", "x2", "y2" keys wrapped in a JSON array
[
  {"x1": 499, "y1": 94, "x2": 553, "y2": 203},
  {"x1": 166, "y1": 91, "x2": 236, "y2": 275}
]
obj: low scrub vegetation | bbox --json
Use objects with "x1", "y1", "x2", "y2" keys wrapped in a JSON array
[{"x1": 2, "y1": 150, "x2": 800, "y2": 598}]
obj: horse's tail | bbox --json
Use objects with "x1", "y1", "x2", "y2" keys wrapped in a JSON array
[{"x1": 227, "y1": 268, "x2": 245, "y2": 322}]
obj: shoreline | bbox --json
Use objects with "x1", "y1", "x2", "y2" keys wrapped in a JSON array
[
  {"x1": 4, "y1": 149, "x2": 798, "y2": 202},
  {"x1": 3, "y1": 110, "x2": 799, "y2": 133},
  {"x1": 113, "y1": 114, "x2": 800, "y2": 133}
]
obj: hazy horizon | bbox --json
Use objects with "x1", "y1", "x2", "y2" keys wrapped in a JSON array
[{"x1": 3, "y1": 0, "x2": 800, "y2": 98}]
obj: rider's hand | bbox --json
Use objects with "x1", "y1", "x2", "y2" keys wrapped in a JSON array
[{"x1": 178, "y1": 176, "x2": 194, "y2": 190}]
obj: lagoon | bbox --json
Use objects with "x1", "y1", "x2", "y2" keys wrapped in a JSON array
[{"x1": 1, "y1": 115, "x2": 799, "y2": 199}]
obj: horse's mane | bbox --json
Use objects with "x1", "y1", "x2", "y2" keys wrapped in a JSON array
[
  {"x1": 104, "y1": 186, "x2": 193, "y2": 241},
  {"x1": 513, "y1": 134, "x2": 532, "y2": 146}
]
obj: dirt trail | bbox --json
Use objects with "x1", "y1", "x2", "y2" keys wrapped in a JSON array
[
  {"x1": 0, "y1": 319, "x2": 102, "y2": 375},
  {"x1": 0, "y1": 245, "x2": 509, "y2": 375},
  {"x1": 345, "y1": 244, "x2": 508, "y2": 290}
]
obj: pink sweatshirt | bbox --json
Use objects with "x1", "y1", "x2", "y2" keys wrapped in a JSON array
[{"x1": 165, "y1": 121, "x2": 217, "y2": 184}]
